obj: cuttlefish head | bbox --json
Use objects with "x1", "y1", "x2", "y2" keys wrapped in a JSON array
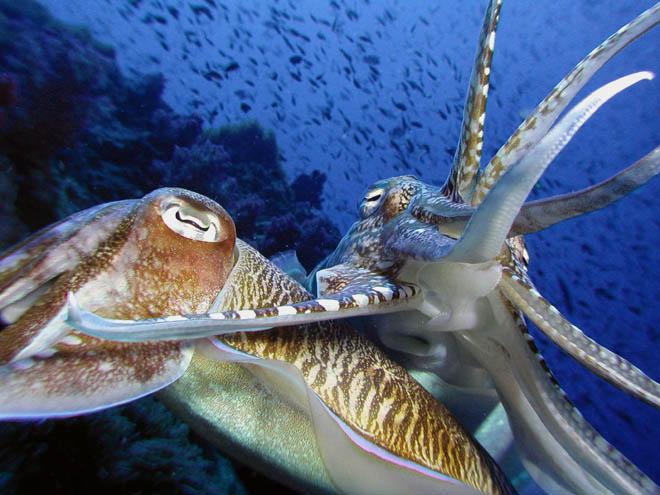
[
  {"x1": 0, "y1": 187, "x2": 236, "y2": 418},
  {"x1": 89, "y1": 187, "x2": 236, "y2": 321},
  {"x1": 319, "y1": 175, "x2": 474, "y2": 276}
]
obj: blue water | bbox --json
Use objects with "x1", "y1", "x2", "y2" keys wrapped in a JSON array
[{"x1": 4, "y1": 0, "x2": 660, "y2": 491}]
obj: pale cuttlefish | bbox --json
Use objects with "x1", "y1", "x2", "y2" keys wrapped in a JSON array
[
  {"x1": 0, "y1": 188, "x2": 518, "y2": 494},
  {"x1": 70, "y1": 2, "x2": 660, "y2": 494}
]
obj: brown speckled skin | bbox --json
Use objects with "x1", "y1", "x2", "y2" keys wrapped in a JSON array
[
  {"x1": 0, "y1": 188, "x2": 235, "y2": 400},
  {"x1": 317, "y1": 176, "x2": 421, "y2": 274},
  {"x1": 1, "y1": 188, "x2": 514, "y2": 492}
]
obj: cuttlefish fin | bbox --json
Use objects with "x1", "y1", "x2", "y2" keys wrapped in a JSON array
[
  {"x1": 0, "y1": 200, "x2": 134, "y2": 320},
  {"x1": 473, "y1": 2, "x2": 660, "y2": 205},
  {"x1": 442, "y1": 0, "x2": 501, "y2": 203},
  {"x1": 441, "y1": 72, "x2": 653, "y2": 264},
  {"x1": 510, "y1": 145, "x2": 660, "y2": 236},
  {"x1": 65, "y1": 272, "x2": 420, "y2": 342},
  {"x1": 0, "y1": 331, "x2": 193, "y2": 419},
  {"x1": 499, "y1": 268, "x2": 660, "y2": 409}
]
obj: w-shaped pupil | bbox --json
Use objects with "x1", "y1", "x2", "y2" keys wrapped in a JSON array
[{"x1": 175, "y1": 210, "x2": 209, "y2": 231}]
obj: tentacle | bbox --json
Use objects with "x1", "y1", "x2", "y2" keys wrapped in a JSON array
[
  {"x1": 460, "y1": 318, "x2": 659, "y2": 495},
  {"x1": 65, "y1": 277, "x2": 420, "y2": 342},
  {"x1": 510, "y1": 144, "x2": 660, "y2": 236},
  {"x1": 0, "y1": 302, "x2": 73, "y2": 365},
  {"x1": 442, "y1": 0, "x2": 501, "y2": 203},
  {"x1": 473, "y1": 2, "x2": 660, "y2": 205},
  {"x1": 499, "y1": 268, "x2": 660, "y2": 408},
  {"x1": 381, "y1": 191, "x2": 474, "y2": 262},
  {"x1": 442, "y1": 72, "x2": 653, "y2": 264}
]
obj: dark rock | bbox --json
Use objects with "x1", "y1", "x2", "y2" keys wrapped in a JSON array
[
  {"x1": 297, "y1": 216, "x2": 342, "y2": 271},
  {"x1": 260, "y1": 212, "x2": 302, "y2": 256},
  {"x1": 291, "y1": 170, "x2": 326, "y2": 209}
]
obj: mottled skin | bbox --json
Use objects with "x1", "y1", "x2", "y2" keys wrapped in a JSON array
[
  {"x1": 0, "y1": 195, "x2": 516, "y2": 493},
  {"x1": 21, "y1": 1, "x2": 660, "y2": 493},
  {"x1": 67, "y1": 2, "x2": 660, "y2": 494},
  {"x1": 0, "y1": 188, "x2": 235, "y2": 416}
]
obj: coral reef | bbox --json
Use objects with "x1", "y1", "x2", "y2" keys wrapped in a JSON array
[
  {"x1": 0, "y1": 398, "x2": 246, "y2": 495},
  {"x1": 291, "y1": 170, "x2": 326, "y2": 210},
  {"x1": 0, "y1": 72, "x2": 18, "y2": 125},
  {"x1": 0, "y1": 0, "x2": 339, "y2": 256},
  {"x1": 151, "y1": 121, "x2": 339, "y2": 265},
  {"x1": 0, "y1": 0, "x2": 202, "y2": 230}
]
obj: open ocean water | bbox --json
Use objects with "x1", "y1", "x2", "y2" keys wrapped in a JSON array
[{"x1": 0, "y1": 0, "x2": 658, "y2": 493}]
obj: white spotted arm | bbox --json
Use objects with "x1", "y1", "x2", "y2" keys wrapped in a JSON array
[
  {"x1": 65, "y1": 278, "x2": 420, "y2": 342},
  {"x1": 442, "y1": 72, "x2": 653, "y2": 264},
  {"x1": 473, "y1": 2, "x2": 660, "y2": 204},
  {"x1": 511, "y1": 145, "x2": 660, "y2": 236},
  {"x1": 443, "y1": 0, "x2": 501, "y2": 202},
  {"x1": 499, "y1": 268, "x2": 660, "y2": 409}
]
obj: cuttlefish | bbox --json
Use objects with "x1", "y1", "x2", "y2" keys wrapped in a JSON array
[
  {"x1": 0, "y1": 187, "x2": 517, "y2": 494},
  {"x1": 0, "y1": 188, "x2": 235, "y2": 414},
  {"x1": 71, "y1": 2, "x2": 660, "y2": 494}
]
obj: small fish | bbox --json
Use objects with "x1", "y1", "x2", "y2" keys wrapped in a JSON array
[
  {"x1": 190, "y1": 5, "x2": 213, "y2": 20},
  {"x1": 287, "y1": 28, "x2": 310, "y2": 42},
  {"x1": 223, "y1": 61, "x2": 239, "y2": 72},
  {"x1": 392, "y1": 99, "x2": 407, "y2": 111},
  {"x1": 202, "y1": 71, "x2": 223, "y2": 82},
  {"x1": 339, "y1": 48, "x2": 352, "y2": 63}
]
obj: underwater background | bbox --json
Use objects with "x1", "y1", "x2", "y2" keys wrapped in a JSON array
[{"x1": 0, "y1": 0, "x2": 658, "y2": 493}]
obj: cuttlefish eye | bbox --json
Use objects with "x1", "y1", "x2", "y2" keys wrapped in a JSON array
[
  {"x1": 161, "y1": 201, "x2": 222, "y2": 242},
  {"x1": 359, "y1": 187, "x2": 385, "y2": 219}
]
